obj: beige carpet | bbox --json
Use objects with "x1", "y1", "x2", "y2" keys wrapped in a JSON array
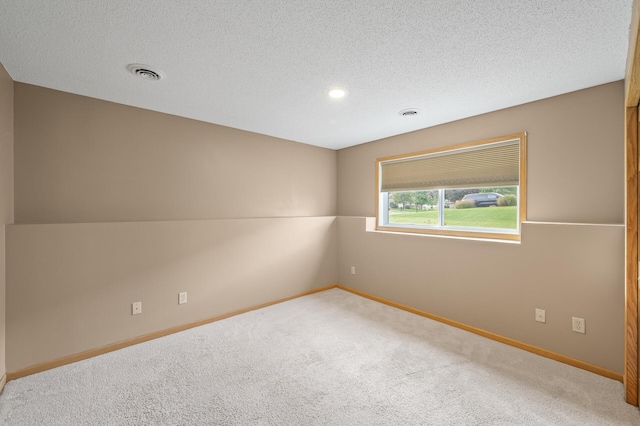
[{"x1": 1, "y1": 288, "x2": 639, "y2": 425}]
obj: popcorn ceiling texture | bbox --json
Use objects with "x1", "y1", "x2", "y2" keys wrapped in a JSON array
[
  {"x1": 0, "y1": 0, "x2": 632, "y2": 149},
  {"x1": 1, "y1": 289, "x2": 639, "y2": 425}
]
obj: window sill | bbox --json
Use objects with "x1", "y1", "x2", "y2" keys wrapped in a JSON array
[{"x1": 367, "y1": 219, "x2": 521, "y2": 244}]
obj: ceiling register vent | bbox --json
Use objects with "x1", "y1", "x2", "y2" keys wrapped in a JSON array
[
  {"x1": 398, "y1": 108, "x2": 419, "y2": 117},
  {"x1": 127, "y1": 63, "x2": 164, "y2": 81}
]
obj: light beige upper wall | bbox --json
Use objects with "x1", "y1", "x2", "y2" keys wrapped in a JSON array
[
  {"x1": 14, "y1": 83, "x2": 337, "y2": 224},
  {"x1": 0, "y1": 62, "x2": 14, "y2": 380},
  {"x1": 338, "y1": 81, "x2": 624, "y2": 224}
]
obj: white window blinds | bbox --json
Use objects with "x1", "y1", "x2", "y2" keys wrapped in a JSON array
[{"x1": 380, "y1": 139, "x2": 521, "y2": 192}]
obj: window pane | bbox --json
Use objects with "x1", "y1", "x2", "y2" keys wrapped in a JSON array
[
  {"x1": 387, "y1": 190, "x2": 439, "y2": 226},
  {"x1": 444, "y1": 187, "x2": 518, "y2": 229},
  {"x1": 376, "y1": 133, "x2": 526, "y2": 240}
]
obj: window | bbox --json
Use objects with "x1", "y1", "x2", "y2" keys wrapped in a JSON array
[{"x1": 376, "y1": 133, "x2": 527, "y2": 241}]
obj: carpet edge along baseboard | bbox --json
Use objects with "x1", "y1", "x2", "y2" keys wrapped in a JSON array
[
  {"x1": 6, "y1": 283, "x2": 622, "y2": 383},
  {"x1": 6, "y1": 284, "x2": 338, "y2": 382},
  {"x1": 336, "y1": 285, "x2": 622, "y2": 382},
  {"x1": 0, "y1": 373, "x2": 6, "y2": 394}
]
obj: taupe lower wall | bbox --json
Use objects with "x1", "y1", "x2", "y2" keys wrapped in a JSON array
[
  {"x1": 336, "y1": 82, "x2": 626, "y2": 373},
  {"x1": 0, "y1": 63, "x2": 14, "y2": 381},
  {"x1": 7, "y1": 217, "x2": 337, "y2": 371},
  {"x1": 14, "y1": 83, "x2": 337, "y2": 224},
  {"x1": 338, "y1": 218, "x2": 624, "y2": 372}
]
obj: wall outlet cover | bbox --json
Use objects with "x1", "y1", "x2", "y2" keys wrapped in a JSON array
[{"x1": 572, "y1": 317, "x2": 585, "y2": 334}]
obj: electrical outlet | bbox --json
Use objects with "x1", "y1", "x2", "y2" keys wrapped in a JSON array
[
  {"x1": 572, "y1": 317, "x2": 585, "y2": 334},
  {"x1": 535, "y1": 308, "x2": 546, "y2": 323},
  {"x1": 132, "y1": 301, "x2": 142, "y2": 315},
  {"x1": 179, "y1": 292, "x2": 188, "y2": 305},
  {"x1": 351, "y1": 266, "x2": 356, "y2": 275}
]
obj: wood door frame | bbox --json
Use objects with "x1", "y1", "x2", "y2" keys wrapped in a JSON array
[
  {"x1": 625, "y1": 0, "x2": 640, "y2": 406},
  {"x1": 625, "y1": 105, "x2": 638, "y2": 406}
]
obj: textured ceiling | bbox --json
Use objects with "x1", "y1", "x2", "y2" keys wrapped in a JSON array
[{"x1": 0, "y1": 1, "x2": 633, "y2": 150}]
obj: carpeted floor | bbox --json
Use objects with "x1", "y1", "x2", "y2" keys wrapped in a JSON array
[{"x1": 1, "y1": 288, "x2": 639, "y2": 425}]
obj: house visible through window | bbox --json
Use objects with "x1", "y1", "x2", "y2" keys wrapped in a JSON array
[{"x1": 376, "y1": 133, "x2": 527, "y2": 241}]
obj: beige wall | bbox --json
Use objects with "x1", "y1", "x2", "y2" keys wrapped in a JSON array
[
  {"x1": 0, "y1": 63, "x2": 13, "y2": 381},
  {"x1": 337, "y1": 82, "x2": 626, "y2": 373},
  {"x1": 7, "y1": 217, "x2": 336, "y2": 371},
  {"x1": 14, "y1": 83, "x2": 336, "y2": 224},
  {"x1": 338, "y1": 82, "x2": 624, "y2": 224},
  {"x1": 7, "y1": 84, "x2": 338, "y2": 372},
  {"x1": 338, "y1": 218, "x2": 624, "y2": 372},
  {"x1": 4, "y1": 79, "x2": 628, "y2": 376}
]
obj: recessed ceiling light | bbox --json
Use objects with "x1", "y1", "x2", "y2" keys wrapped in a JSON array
[
  {"x1": 398, "y1": 108, "x2": 419, "y2": 116},
  {"x1": 328, "y1": 88, "x2": 347, "y2": 99},
  {"x1": 127, "y1": 63, "x2": 164, "y2": 81}
]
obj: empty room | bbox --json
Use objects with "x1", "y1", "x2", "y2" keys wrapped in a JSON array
[{"x1": 1, "y1": 1, "x2": 640, "y2": 424}]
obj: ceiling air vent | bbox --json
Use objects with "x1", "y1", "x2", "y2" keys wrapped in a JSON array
[
  {"x1": 127, "y1": 64, "x2": 164, "y2": 81},
  {"x1": 398, "y1": 109, "x2": 419, "y2": 117}
]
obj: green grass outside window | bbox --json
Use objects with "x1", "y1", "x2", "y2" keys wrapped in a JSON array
[{"x1": 388, "y1": 205, "x2": 517, "y2": 229}]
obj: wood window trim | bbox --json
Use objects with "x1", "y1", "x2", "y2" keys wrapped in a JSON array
[{"x1": 374, "y1": 132, "x2": 527, "y2": 242}]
